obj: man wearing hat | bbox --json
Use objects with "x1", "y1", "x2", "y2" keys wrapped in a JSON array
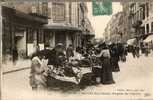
[{"x1": 47, "y1": 43, "x2": 66, "y2": 66}]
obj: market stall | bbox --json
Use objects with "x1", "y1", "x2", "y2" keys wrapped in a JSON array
[{"x1": 143, "y1": 34, "x2": 153, "y2": 43}]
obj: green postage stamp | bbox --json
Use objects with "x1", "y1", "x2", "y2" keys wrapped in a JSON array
[{"x1": 92, "y1": 0, "x2": 112, "y2": 16}]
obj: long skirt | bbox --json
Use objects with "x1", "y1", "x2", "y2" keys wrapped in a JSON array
[
  {"x1": 92, "y1": 66, "x2": 101, "y2": 83},
  {"x1": 101, "y1": 58, "x2": 115, "y2": 84},
  {"x1": 111, "y1": 57, "x2": 120, "y2": 72}
]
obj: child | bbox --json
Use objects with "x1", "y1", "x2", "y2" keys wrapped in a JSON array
[{"x1": 29, "y1": 55, "x2": 48, "y2": 91}]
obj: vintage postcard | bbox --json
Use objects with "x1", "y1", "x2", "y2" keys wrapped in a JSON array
[{"x1": 0, "y1": 0, "x2": 153, "y2": 100}]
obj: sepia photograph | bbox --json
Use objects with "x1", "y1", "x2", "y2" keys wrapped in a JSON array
[{"x1": 0, "y1": 0, "x2": 153, "y2": 100}]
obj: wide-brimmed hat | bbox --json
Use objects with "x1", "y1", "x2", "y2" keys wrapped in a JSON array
[{"x1": 55, "y1": 43, "x2": 64, "y2": 48}]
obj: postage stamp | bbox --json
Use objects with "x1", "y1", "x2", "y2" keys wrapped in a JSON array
[{"x1": 92, "y1": 0, "x2": 112, "y2": 16}]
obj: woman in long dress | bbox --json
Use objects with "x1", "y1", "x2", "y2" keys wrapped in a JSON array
[{"x1": 98, "y1": 43, "x2": 115, "y2": 84}]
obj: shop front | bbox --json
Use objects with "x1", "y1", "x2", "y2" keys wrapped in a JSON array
[
  {"x1": 43, "y1": 25, "x2": 82, "y2": 49},
  {"x1": 2, "y1": 6, "x2": 48, "y2": 62}
]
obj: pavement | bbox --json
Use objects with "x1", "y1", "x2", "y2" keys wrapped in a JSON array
[{"x1": 2, "y1": 59, "x2": 31, "y2": 74}]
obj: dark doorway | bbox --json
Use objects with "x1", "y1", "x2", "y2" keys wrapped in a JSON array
[
  {"x1": 146, "y1": 24, "x2": 149, "y2": 33},
  {"x1": 55, "y1": 32, "x2": 66, "y2": 47}
]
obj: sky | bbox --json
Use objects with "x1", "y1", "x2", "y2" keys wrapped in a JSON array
[{"x1": 87, "y1": 2, "x2": 123, "y2": 39}]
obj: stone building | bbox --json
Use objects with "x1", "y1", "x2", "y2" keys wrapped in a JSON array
[
  {"x1": 2, "y1": 2, "x2": 48, "y2": 62},
  {"x1": 121, "y1": 2, "x2": 135, "y2": 40},
  {"x1": 104, "y1": 20, "x2": 111, "y2": 43},
  {"x1": 44, "y1": 2, "x2": 81, "y2": 49},
  {"x1": 2, "y1": 1, "x2": 94, "y2": 62},
  {"x1": 80, "y1": 2, "x2": 95, "y2": 46},
  {"x1": 141, "y1": 1, "x2": 153, "y2": 35},
  {"x1": 104, "y1": 12, "x2": 124, "y2": 43},
  {"x1": 43, "y1": 2, "x2": 94, "y2": 49},
  {"x1": 121, "y1": 1, "x2": 153, "y2": 45}
]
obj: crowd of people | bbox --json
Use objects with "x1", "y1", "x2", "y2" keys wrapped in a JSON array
[
  {"x1": 29, "y1": 42, "x2": 128, "y2": 90},
  {"x1": 128, "y1": 42, "x2": 153, "y2": 58}
]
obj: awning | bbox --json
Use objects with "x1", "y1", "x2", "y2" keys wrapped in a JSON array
[
  {"x1": 43, "y1": 25, "x2": 82, "y2": 32},
  {"x1": 144, "y1": 35, "x2": 153, "y2": 43},
  {"x1": 82, "y1": 32, "x2": 95, "y2": 36},
  {"x1": 2, "y1": 6, "x2": 48, "y2": 24},
  {"x1": 15, "y1": 11, "x2": 48, "y2": 24},
  {"x1": 127, "y1": 38, "x2": 136, "y2": 45}
]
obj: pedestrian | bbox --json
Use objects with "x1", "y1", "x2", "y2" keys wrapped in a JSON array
[
  {"x1": 44, "y1": 43, "x2": 66, "y2": 67},
  {"x1": 117, "y1": 43, "x2": 124, "y2": 61},
  {"x1": 131, "y1": 45, "x2": 136, "y2": 58},
  {"x1": 144, "y1": 43, "x2": 150, "y2": 57},
  {"x1": 135, "y1": 45, "x2": 140, "y2": 58},
  {"x1": 110, "y1": 43, "x2": 120, "y2": 72},
  {"x1": 12, "y1": 46, "x2": 18, "y2": 64},
  {"x1": 97, "y1": 43, "x2": 115, "y2": 84},
  {"x1": 120, "y1": 44, "x2": 127, "y2": 62}
]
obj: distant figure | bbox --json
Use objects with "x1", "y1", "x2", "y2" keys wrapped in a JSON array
[
  {"x1": 131, "y1": 45, "x2": 136, "y2": 58},
  {"x1": 12, "y1": 46, "x2": 18, "y2": 64},
  {"x1": 135, "y1": 45, "x2": 140, "y2": 58},
  {"x1": 144, "y1": 43, "x2": 150, "y2": 57}
]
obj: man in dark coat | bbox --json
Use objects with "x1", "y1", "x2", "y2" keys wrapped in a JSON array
[
  {"x1": 32, "y1": 43, "x2": 66, "y2": 67},
  {"x1": 110, "y1": 43, "x2": 120, "y2": 72},
  {"x1": 47, "y1": 43, "x2": 66, "y2": 67}
]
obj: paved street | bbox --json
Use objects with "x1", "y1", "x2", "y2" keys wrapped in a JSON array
[{"x1": 2, "y1": 54, "x2": 153, "y2": 100}]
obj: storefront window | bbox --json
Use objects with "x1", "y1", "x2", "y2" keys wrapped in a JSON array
[
  {"x1": 27, "y1": 28, "x2": 33, "y2": 43},
  {"x1": 38, "y1": 30, "x2": 44, "y2": 43}
]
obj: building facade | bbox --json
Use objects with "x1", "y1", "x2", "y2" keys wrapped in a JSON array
[
  {"x1": 44, "y1": 2, "x2": 82, "y2": 49},
  {"x1": 44, "y1": 2, "x2": 94, "y2": 49},
  {"x1": 2, "y1": 1, "x2": 94, "y2": 63},
  {"x1": 2, "y1": 2, "x2": 48, "y2": 62},
  {"x1": 104, "y1": 12, "x2": 124, "y2": 43},
  {"x1": 105, "y1": 1, "x2": 153, "y2": 44},
  {"x1": 104, "y1": 19, "x2": 111, "y2": 43},
  {"x1": 119, "y1": 1, "x2": 153, "y2": 47}
]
